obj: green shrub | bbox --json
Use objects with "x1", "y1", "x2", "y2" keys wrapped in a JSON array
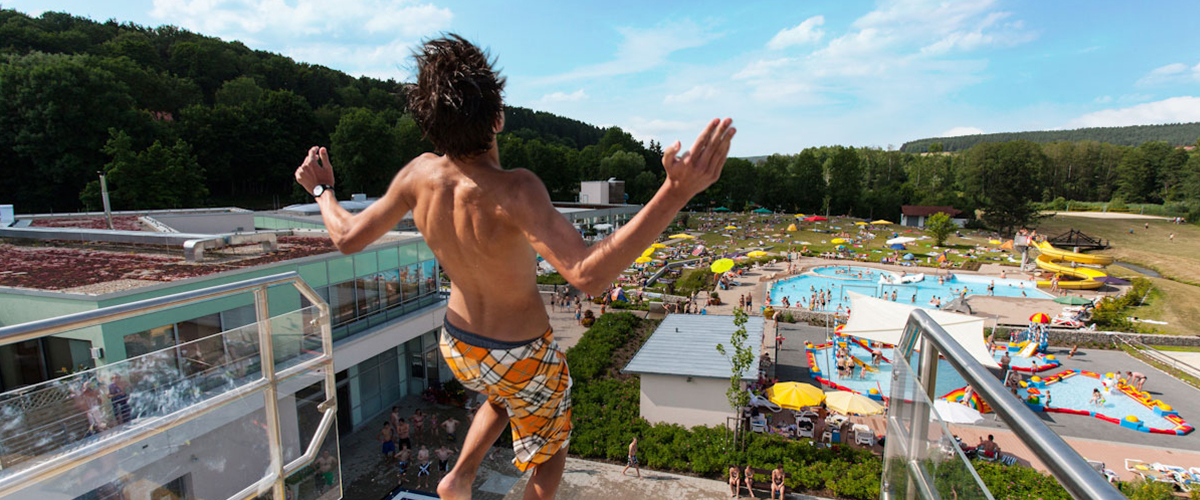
[
  {"x1": 1091, "y1": 277, "x2": 1154, "y2": 331},
  {"x1": 1108, "y1": 196, "x2": 1127, "y2": 211},
  {"x1": 673, "y1": 268, "x2": 713, "y2": 297},
  {"x1": 536, "y1": 272, "x2": 567, "y2": 286},
  {"x1": 1119, "y1": 478, "x2": 1177, "y2": 500},
  {"x1": 565, "y1": 312, "x2": 642, "y2": 384}
]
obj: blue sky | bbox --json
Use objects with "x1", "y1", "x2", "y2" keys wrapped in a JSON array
[{"x1": 8, "y1": 0, "x2": 1200, "y2": 155}]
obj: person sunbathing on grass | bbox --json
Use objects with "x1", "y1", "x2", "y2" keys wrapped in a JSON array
[{"x1": 294, "y1": 34, "x2": 735, "y2": 500}]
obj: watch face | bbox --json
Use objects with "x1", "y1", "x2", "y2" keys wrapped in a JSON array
[{"x1": 313, "y1": 185, "x2": 325, "y2": 197}]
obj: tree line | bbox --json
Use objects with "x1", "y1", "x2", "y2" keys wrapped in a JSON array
[
  {"x1": 1, "y1": 9, "x2": 1197, "y2": 235},
  {"x1": 902, "y1": 122, "x2": 1200, "y2": 152}
]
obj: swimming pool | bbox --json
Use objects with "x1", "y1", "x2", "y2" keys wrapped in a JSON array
[
  {"x1": 807, "y1": 337, "x2": 1193, "y2": 435},
  {"x1": 771, "y1": 265, "x2": 1053, "y2": 312}
]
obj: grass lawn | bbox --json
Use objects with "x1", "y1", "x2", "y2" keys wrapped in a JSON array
[
  {"x1": 1034, "y1": 215, "x2": 1200, "y2": 285},
  {"x1": 681, "y1": 213, "x2": 1007, "y2": 269},
  {"x1": 1148, "y1": 345, "x2": 1200, "y2": 352},
  {"x1": 1033, "y1": 215, "x2": 1200, "y2": 336}
]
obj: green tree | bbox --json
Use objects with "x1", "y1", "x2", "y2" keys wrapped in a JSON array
[
  {"x1": 827, "y1": 147, "x2": 862, "y2": 216},
  {"x1": 924, "y1": 212, "x2": 955, "y2": 246},
  {"x1": 792, "y1": 150, "x2": 827, "y2": 213},
  {"x1": 715, "y1": 308, "x2": 753, "y2": 429},
  {"x1": 215, "y1": 75, "x2": 263, "y2": 107},
  {"x1": 963, "y1": 141, "x2": 1046, "y2": 234},
  {"x1": 927, "y1": 142, "x2": 944, "y2": 153},
  {"x1": 81, "y1": 129, "x2": 208, "y2": 210},
  {"x1": 330, "y1": 108, "x2": 399, "y2": 196}
]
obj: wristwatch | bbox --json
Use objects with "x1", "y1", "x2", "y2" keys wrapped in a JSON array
[{"x1": 311, "y1": 184, "x2": 333, "y2": 198}]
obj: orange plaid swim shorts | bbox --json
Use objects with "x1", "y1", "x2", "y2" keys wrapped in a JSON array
[{"x1": 440, "y1": 320, "x2": 572, "y2": 471}]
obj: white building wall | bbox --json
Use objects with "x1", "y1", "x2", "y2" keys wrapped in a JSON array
[{"x1": 639, "y1": 373, "x2": 739, "y2": 428}]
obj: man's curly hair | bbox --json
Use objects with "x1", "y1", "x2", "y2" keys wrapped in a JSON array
[{"x1": 409, "y1": 34, "x2": 506, "y2": 159}]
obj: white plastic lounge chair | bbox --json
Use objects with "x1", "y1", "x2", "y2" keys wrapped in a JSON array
[
  {"x1": 749, "y1": 392, "x2": 783, "y2": 412},
  {"x1": 1125, "y1": 459, "x2": 1176, "y2": 486},
  {"x1": 853, "y1": 424, "x2": 875, "y2": 446}
]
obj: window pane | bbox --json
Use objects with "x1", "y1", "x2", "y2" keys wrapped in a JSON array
[
  {"x1": 220, "y1": 304, "x2": 257, "y2": 330},
  {"x1": 380, "y1": 269, "x2": 401, "y2": 308},
  {"x1": 331, "y1": 281, "x2": 357, "y2": 326},
  {"x1": 124, "y1": 325, "x2": 176, "y2": 358},
  {"x1": 43, "y1": 337, "x2": 94, "y2": 377},
  {"x1": 356, "y1": 275, "x2": 380, "y2": 317},
  {"x1": 402, "y1": 264, "x2": 419, "y2": 303},
  {"x1": 0, "y1": 339, "x2": 45, "y2": 391},
  {"x1": 177, "y1": 313, "x2": 225, "y2": 376},
  {"x1": 419, "y1": 260, "x2": 436, "y2": 296}
]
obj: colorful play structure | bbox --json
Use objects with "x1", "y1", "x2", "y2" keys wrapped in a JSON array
[
  {"x1": 1003, "y1": 322, "x2": 1061, "y2": 373},
  {"x1": 1015, "y1": 370, "x2": 1194, "y2": 435},
  {"x1": 1033, "y1": 240, "x2": 1114, "y2": 290}
]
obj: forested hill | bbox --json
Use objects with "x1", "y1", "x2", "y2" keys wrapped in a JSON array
[
  {"x1": 0, "y1": 9, "x2": 635, "y2": 212},
  {"x1": 902, "y1": 122, "x2": 1200, "y2": 152}
]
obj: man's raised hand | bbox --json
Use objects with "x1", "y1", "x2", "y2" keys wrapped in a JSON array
[
  {"x1": 661, "y1": 118, "x2": 736, "y2": 199},
  {"x1": 294, "y1": 146, "x2": 336, "y2": 195}
]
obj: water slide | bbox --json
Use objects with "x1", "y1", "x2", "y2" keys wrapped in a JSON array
[
  {"x1": 851, "y1": 355, "x2": 880, "y2": 373},
  {"x1": 1017, "y1": 341, "x2": 1039, "y2": 358},
  {"x1": 1033, "y1": 241, "x2": 1112, "y2": 290}
]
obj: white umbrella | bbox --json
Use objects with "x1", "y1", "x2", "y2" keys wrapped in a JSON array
[
  {"x1": 933, "y1": 399, "x2": 983, "y2": 424},
  {"x1": 886, "y1": 236, "x2": 917, "y2": 245}
]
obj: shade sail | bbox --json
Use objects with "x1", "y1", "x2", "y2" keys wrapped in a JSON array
[{"x1": 842, "y1": 292, "x2": 997, "y2": 368}]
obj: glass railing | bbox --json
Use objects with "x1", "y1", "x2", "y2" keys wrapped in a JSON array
[
  {"x1": 882, "y1": 355, "x2": 992, "y2": 500},
  {"x1": 0, "y1": 272, "x2": 339, "y2": 500},
  {"x1": 881, "y1": 309, "x2": 1125, "y2": 500}
]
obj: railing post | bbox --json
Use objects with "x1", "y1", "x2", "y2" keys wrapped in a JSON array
[{"x1": 254, "y1": 286, "x2": 286, "y2": 500}]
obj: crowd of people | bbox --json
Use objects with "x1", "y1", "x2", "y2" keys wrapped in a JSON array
[{"x1": 377, "y1": 406, "x2": 464, "y2": 490}]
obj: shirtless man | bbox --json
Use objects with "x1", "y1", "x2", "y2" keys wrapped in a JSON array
[
  {"x1": 377, "y1": 422, "x2": 396, "y2": 464},
  {"x1": 316, "y1": 449, "x2": 337, "y2": 493},
  {"x1": 770, "y1": 465, "x2": 786, "y2": 500},
  {"x1": 416, "y1": 445, "x2": 433, "y2": 490},
  {"x1": 396, "y1": 417, "x2": 412, "y2": 452},
  {"x1": 435, "y1": 444, "x2": 457, "y2": 478},
  {"x1": 622, "y1": 437, "x2": 640, "y2": 478},
  {"x1": 293, "y1": 35, "x2": 734, "y2": 500},
  {"x1": 396, "y1": 444, "x2": 412, "y2": 485},
  {"x1": 441, "y1": 416, "x2": 461, "y2": 443}
]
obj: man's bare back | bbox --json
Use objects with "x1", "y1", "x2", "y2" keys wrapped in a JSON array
[{"x1": 400, "y1": 154, "x2": 552, "y2": 341}]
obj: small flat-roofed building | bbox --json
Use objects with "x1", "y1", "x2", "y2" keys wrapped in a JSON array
[
  {"x1": 900, "y1": 205, "x2": 967, "y2": 228},
  {"x1": 623, "y1": 314, "x2": 762, "y2": 427}
]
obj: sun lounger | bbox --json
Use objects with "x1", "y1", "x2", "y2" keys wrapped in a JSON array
[
  {"x1": 749, "y1": 392, "x2": 783, "y2": 412},
  {"x1": 1125, "y1": 459, "x2": 1178, "y2": 486}
]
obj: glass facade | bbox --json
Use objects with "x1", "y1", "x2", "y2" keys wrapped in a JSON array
[{"x1": 341, "y1": 326, "x2": 449, "y2": 428}]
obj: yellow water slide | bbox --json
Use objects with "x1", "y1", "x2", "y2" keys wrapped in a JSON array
[{"x1": 1033, "y1": 241, "x2": 1113, "y2": 290}]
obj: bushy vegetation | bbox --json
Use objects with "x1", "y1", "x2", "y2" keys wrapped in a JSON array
[
  {"x1": 535, "y1": 272, "x2": 567, "y2": 286},
  {"x1": 1092, "y1": 277, "x2": 1155, "y2": 331},
  {"x1": 902, "y1": 122, "x2": 1200, "y2": 152},
  {"x1": 565, "y1": 313, "x2": 1072, "y2": 499}
]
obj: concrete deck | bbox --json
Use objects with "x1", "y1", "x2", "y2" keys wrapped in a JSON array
[{"x1": 501, "y1": 457, "x2": 833, "y2": 500}]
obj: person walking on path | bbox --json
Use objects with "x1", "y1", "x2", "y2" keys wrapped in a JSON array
[
  {"x1": 622, "y1": 437, "x2": 641, "y2": 478},
  {"x1": 293, "y1": 34, "x2": 735, "y2": 500}
]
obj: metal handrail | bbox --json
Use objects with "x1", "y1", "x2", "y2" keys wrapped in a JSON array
[
  {"x1": 0, "y1": 272, "x2": 338, "y2": 500},
  {"x1": 896, "y1": 309, "x2": 1124, "y2": 500}
]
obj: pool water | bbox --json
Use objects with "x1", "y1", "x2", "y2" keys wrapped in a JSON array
[
  {"x1": 809, "y1": 338, "x2": 1182, "y2": 432},
  {"x1": 771, "y1": 265, "x2": 1053, "y2": 312},
  {"x1": 1033, "y1": 375, "x2": 1176, "y2": 430}
]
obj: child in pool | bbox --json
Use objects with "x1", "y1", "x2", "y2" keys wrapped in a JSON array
[{"x1": 1089, "y1": 388, "x2": 1105, "y2": 407}]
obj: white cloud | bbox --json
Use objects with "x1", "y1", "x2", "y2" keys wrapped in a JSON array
[
  {"x1": 149, "y1": 0, "x2": 452, "y2": 79},
  {"x1": 941, "y1": 126, "x2": 984, "y2": 136},
  {"x1": 1093, "y1": 95, "x2": 1112, "y2": 104},
  {"x1": 733, "y1": 58, "x2": 794, "y2": 80},
  {"x1": 531, "y1": 20, "x2": 716, "y2": 85},
  {"x1": 1067, "y1": 96, "x2": 1200, "y2": 128},
  {"x1": 1136, "y1": 61, "x2": 1200, "y2": 87},
  {"x1": 664, "y1": 85, "x2": 718, "y2": 104},
  {"x1": 540, "y1": 89, "x2": 588, "y2": 103},
  {"x1": 623, "y1": 117, "x2": 702, "y2": 145},
  {"x1": 767, "y1": 16, "x2": 825, "y2": 50}
]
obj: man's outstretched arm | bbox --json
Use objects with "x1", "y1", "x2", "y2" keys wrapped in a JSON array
[
  {"x1": 294, "y1": 146, "x2": 414, "y2": 254},
  {"x1": 511, "y1": 118, "x2": 735, "y2": 296}
]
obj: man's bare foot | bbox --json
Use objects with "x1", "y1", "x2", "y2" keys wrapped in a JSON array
[{"x1": 437, "y1": 469, "x2": 474, "y2": 500}]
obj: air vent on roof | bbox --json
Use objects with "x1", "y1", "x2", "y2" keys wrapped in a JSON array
[{"x1": 0, "y1": 205, "x2": 12, "y2": 227}]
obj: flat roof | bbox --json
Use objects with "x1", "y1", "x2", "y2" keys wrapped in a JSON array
[{"x1": 623, "y1": 314, "x2": 762, "y2": 380}]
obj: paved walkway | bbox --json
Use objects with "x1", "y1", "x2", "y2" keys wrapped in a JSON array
[{"x1": 501, "y1": 457, "x2": 833, "y2": 500}]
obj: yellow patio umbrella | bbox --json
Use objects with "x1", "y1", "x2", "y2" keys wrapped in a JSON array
[
  {"x1": 824, "y1": 391, "x2": 884, "y2": 415},
  {"x1": 830, "y1": 238, "x2": 847, "y2": 244},
  {"x1": 766, "y1": 382, "x2": 825, "y2": 410},
  {"x1": 710, "y1": 258, "x2": 735, "y2": 273},
  {"x1": 635, "y1": 256, "x2": 652, "y2": 264},
  {"x1": 669, "y1": 233, "x2": 696, "y2": 239},
  {"x1": 794, "y1": 214, "x2": 806, "y2": 218},
  {"x1": 870, "y1": 220, "x2": 894, "y2": 225},
  {"x1": 988, "y1": 239, "x2": 1002, "y2": 245},
  {"x1": 854, "y1": 221, "x2": 869, "y2": 226},
  {"x1": 651, "y1": 243, "x2": 668, "y2": 249},
  {"x1": 724, "y1": 225, "x2": 738, "y2": 230},
  {"x1": 642, "y1": 248, "x2": 655, "y2": 257},
  {"x1": 786, "y1": 224, "x2": 798, "y2": 231},
  {"x1": 747, "y1": 250, "x2": 767, "y2": 258}
]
